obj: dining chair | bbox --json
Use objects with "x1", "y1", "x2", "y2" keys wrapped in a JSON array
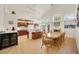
[
  {"x1": 41, "y1": 32, "x2": 53, "y2": 53},
  {"x1": 52, "y1": 32, "x2": 65, "y2": 48},
  {"x1": 53, "y1": 37, "x2": 60, "y2": 47},
  {"x1": 61, "y1": 32, "x2": 65, "y2": 42},
  {"x1": 41, "y1": 32, "x2": 47, "y2": 48},
  {"x1": 58, "y1": 32, "x2": 65, "y2": 46}
]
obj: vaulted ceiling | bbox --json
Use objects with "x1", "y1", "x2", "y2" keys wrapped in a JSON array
[{"x1": 5, "y1": 4, "x2": 77, "y2": 21}]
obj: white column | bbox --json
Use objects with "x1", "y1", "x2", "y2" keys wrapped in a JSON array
[
  {"x1": 28, "y1": 25, "x2": 33, "y2": 40},
  {"x1": 29, "y1": 31, "x2": 32, "y2": 40}
]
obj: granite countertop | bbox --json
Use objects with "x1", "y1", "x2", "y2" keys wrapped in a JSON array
[
  {"x1": 28, "y1": 29, "x2": 42, "y2": 32},
  {"x1": 0, "y1": 31, "x2": 17, "y2": 34}
]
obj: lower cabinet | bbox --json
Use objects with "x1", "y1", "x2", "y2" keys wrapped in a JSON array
[
  {"x1": 0, "y1": 32, "x2": 18, "y2": 50},
  {"x1": 32, "y1": 32, "x2": 42, "y2": 40},
  {"x1": 1, "y1": 34, "x2": 10, "y2": 48},
  {"x1": 10, "y1": 33, "x2": 18, "y2": 45}
]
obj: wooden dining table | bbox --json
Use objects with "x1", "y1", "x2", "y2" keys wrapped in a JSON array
[
  {"x1": 46, "y1": 32, "x2": 61, "y2": 39},
  {"x1": 41, "y1": 32, "x2": 63, "y2": 51},
  {"x1": 45, "y1": 32, "x2": 64, "y2": 46}
]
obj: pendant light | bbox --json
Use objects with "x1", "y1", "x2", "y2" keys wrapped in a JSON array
[{"x1": 11, "y1": 11, "x2": 16, "y2": 14}]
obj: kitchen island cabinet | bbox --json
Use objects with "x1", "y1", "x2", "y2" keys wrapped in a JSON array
[
  {"x1": 32, "y1": 32, "x2": 42, "y2": 40},
  {"x1": 0, "y1": 32, "x2": 18, "y2": 50}
]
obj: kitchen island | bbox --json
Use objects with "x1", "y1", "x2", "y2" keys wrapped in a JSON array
[
  {"x1": 31, "y1": 31, "x2": 42, "y2": 40},
  {"x1": 0, "y1": 31, "x2": 18, "y2": 50},
  {"x1": 28, "y1": 29, "x2": 42, "y2": 40}
]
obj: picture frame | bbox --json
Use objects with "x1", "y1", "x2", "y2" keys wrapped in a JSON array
[{"x1": 9, "y1": 20, "x2": 14, "y2": 25}]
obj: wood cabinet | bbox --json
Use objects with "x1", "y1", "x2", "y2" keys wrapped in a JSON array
[
  {"x1": 18, "y1": 30, "x2": 29, "y2": 36},
  {"x1": 0, "y1": 32, "x2": 18, "y2": 50},
  {"x1": 32, "y1": 32, "x2": 42, "y2": 40}
]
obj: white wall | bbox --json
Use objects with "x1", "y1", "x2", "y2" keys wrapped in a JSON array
[
  {"x1": 0, "y1": 5, "x2": 4, "y2": 31},
  {"x1": 3, "y1": 5, "x2": 17, "y2": 31},
  {"x1": 3, "y1": 14, "x2": 17, "y2": 31},
  {"x1": 76, "y1": 27, "x2": 79, "y2": 52},
  {"x1": 0, "y1": 5, "x2": 17, "y2": 31},
  {"x1": 65, "y1": 28, "x2": 76, "y2": 38}
]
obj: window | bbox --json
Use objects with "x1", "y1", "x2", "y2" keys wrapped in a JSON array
[{"x1": 64, "y1": 12, "x2": 76, "y2": 28}]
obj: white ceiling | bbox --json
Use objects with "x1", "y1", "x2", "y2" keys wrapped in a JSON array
[
  {"x1": 5, "y1": 4, "x2": 51, "y2": 14},
  {"x1": 4, "y1": 4, "x2": 77, "y2": 21}
]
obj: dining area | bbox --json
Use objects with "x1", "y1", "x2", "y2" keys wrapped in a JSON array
[
  {"x1": 0, "y1": 4, "x2": 78, "y2": 54},
  {"x1": 41, "y1": 31, "x2": 65, "y2": 53}
]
